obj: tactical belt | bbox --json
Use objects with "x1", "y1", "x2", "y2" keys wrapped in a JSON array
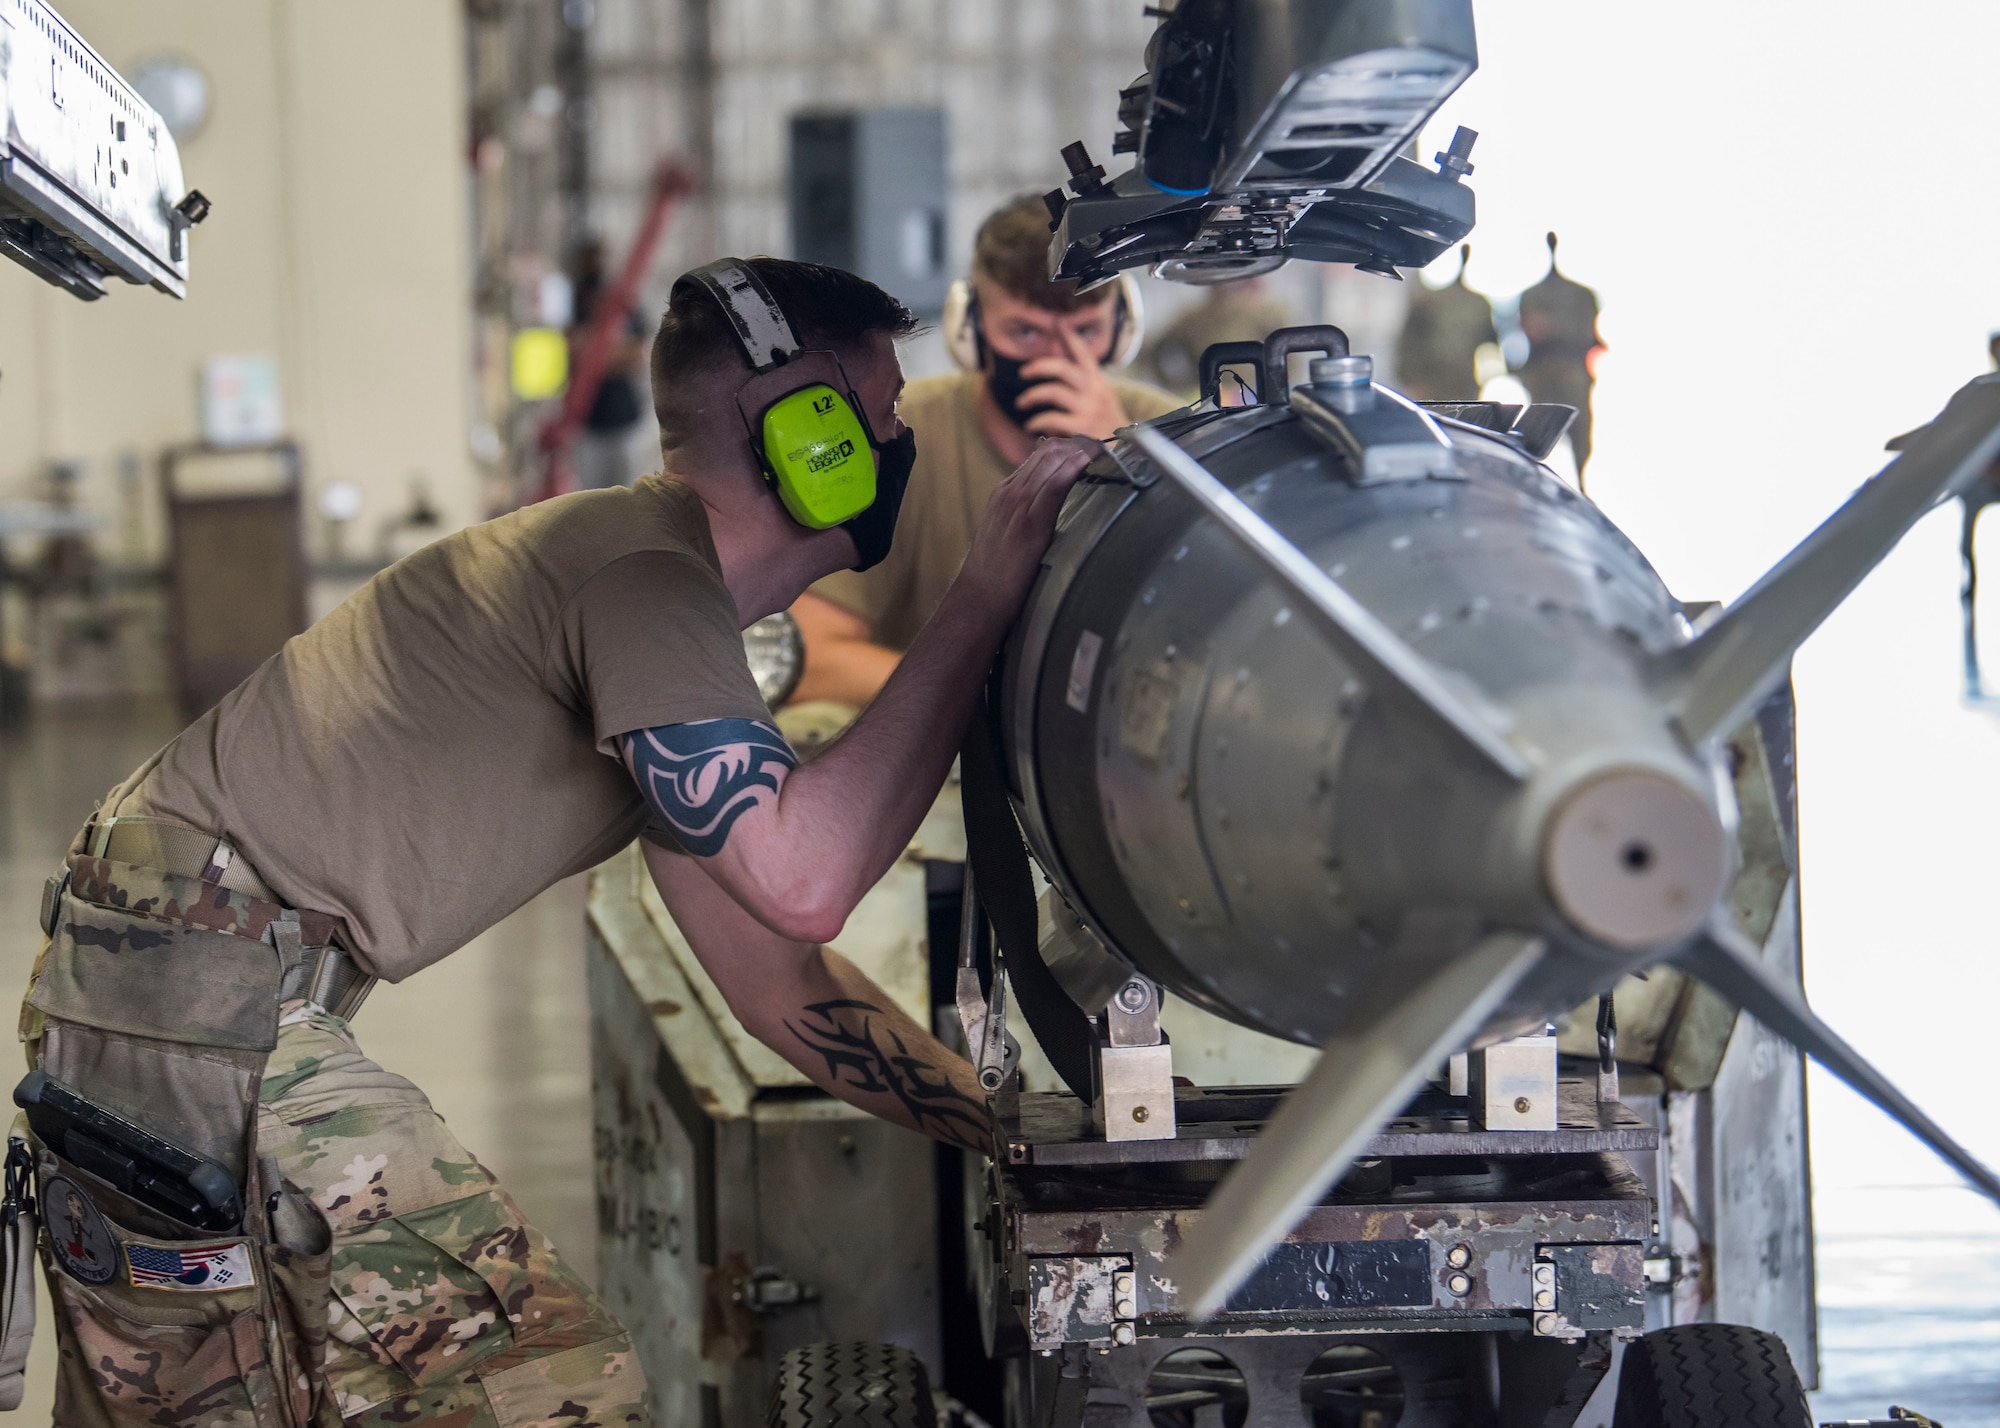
[{"x1": 66, "y1": 816, "x2": 377, "y2": 1023}]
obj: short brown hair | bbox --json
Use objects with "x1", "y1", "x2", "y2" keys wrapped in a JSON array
[
  {"x1": 972, "y1": 195, "x2": 1104, "y2": 314},
  {"x1": 651, "y1": 257, "x2": 917, "y2": 448}
]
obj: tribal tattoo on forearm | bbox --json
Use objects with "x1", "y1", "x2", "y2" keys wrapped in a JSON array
[
  {"x1": 624, "y1": 718, "x2": 798, "y2": 857},
  {"x1": 785, "y1": 999, "x2": 991, "y2": 1152}
]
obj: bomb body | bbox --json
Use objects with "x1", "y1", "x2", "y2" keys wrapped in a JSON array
[{"x1": 1002, "y1": 389, "x2": 1726, "y2": 1050}]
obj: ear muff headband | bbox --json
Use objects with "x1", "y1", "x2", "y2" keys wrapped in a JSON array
[
  {"x1": 683, "y1": 258, "x2": 802, "y2": 370},
  {"x1": 944, "y1": 273, "x2": 1146, "y2": 370},
  {"x1": 943, "y1": 278, "x2": 981, "y2": 371},
  {"x1": 677, "y1": 258, "x2": 880, "y2": 530}
]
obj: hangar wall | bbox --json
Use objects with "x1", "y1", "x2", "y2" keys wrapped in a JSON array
[
  {"x1": 558, "y1": 0, "x2": 1395, "y2": 410},
  {"x1": 581, "y1": 0, "x2": 1159, "y2": 366},
  {"x1": 0, "y1": 0, "x2": 480, "y2": 557}
]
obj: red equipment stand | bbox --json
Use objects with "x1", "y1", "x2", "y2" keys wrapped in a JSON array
[{"x1": 534, "y1": 163, "x2": 695, "y2": 503}]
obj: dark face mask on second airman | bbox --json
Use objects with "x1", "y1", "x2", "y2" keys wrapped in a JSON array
[
  {"x1": 985, "y1": 352, "x2": 1061, "y2": 429},
  {"x1": 983, "y1": 317, "x2": 1120, "y2": 429}
]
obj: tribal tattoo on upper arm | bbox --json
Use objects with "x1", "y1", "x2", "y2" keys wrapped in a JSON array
[
  {"x1": 624, "y1": 718, "x2": 799, "y2": 857},
  {"x1": 785, "y1": 999, "x2": 991, "y2": 1152}
]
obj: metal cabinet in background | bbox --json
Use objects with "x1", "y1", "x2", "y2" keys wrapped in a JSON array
[
  {"x1": 161, "y1": 440, "x2": 307, "y2": 717},
  {"x1": 790, "y1": 108, "x2": 950, "y2": 317}
]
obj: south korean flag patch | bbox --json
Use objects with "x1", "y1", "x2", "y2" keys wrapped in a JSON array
[{"x1": 126, "y1": 1240, "x2": 256, "y2": 1292}]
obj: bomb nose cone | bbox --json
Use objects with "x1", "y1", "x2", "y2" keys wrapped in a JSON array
[{"x1": 1542, "y1": 768, "x2": 1727, "y2": 949}]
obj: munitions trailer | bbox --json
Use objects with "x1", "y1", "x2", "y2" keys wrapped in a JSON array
[{"x1": 588, "y1": 690, "x2": 1814, "y2": 1428}]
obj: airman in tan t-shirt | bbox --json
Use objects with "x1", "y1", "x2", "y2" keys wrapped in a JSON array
[
  {"x1": 102, "y1": 477, "x2": 768, "y2": 981},
  {"x1": 22, "y1": 256, "x2": 1098, "y2": 1426}
]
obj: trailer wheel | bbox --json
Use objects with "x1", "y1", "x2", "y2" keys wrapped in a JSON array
[
  {"x1": 1611, "y1": 1324, "x2": 1810, "y2": 1428},
  {"x1": 769, "y1": 1341, "x2": 937, "y2": 1428}
]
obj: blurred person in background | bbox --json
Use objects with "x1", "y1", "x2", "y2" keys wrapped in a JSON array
[
  {"x1": 1135, "y1": 274, "x2": 1296, "y2": 401},
  {"x1": 1513, "y1": 232, "x2": 1606, "y2": 475},
  {"x1": 788, "y1": 195, "x2": 1181, "y2": 707},
  {"x1": 569, "y1": 238, "x2": 654, "y2": 489},
  {"x1": 1395, "y1": 244, "x2": 1498, "y2": 401}
]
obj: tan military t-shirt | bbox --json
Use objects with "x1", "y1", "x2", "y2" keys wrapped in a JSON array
[
  {"x1": 106, "y1": 477, "x2": 769, "y2": 982},
  {"x1": 811, "y1": 369, "x2": 1183, "y2": 649}
]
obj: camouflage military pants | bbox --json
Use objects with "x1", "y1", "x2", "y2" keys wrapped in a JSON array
[{"x1": 36, "y1": 1002, "x2": 647, "y2": 1427}]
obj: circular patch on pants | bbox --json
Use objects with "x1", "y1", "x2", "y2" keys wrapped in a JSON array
[{"x1": 45, "y1": 1176, "x2": 118, "y2": 1285}]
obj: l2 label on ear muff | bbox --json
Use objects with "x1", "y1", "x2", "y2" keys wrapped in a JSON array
[{"x1": 761, "y1": 382, "x2": 877, "y2": 529}]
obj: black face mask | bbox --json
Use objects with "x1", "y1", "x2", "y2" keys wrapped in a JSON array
[
  {"x1": 978, "y1": 294, "x2": 1125, "y2": 427},
  {"x1": 985, "y1": 352, "x2": 1058, "y2": 429},
  {"x1": 841, "y1": 428, "x2": 917, "y2": 572}
]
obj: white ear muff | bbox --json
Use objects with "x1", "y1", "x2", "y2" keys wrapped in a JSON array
[
  {"x1": 943, "y1": 278, "x2": 981, "y2": 371},
  {"x1": 1110, "y1": 272, "x2": 1146, "y2": 367}
]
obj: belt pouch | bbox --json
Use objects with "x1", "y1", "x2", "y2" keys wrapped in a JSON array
[
  {"x1": 19, "y1": 865, "x2": 315, "y2": 1426},
  {"x1": 28, "y1": 870, "x2": 282, "y2": 1054},
  {"x1": 32, "y1": 1139, "x2": 287, "y2": 1426},
  {"x1": 26, "y1": 867, "x2": 282, "y2": 1181}
]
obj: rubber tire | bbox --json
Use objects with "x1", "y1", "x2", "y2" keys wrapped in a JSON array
[
  {"x1": 1611, "y1": 1324, "x2": 1810, "y2": 1428},
  {"x1": 769, "y1": 1341, "x2": 936, "y2": 1428}
]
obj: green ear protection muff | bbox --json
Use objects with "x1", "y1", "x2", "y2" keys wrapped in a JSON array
[
  {"x1": 678, "y1": 259, "x2": 881, "y2": 530},
  {"x1": 755, "y1": 382, "x2": 874, "y2": 528}
]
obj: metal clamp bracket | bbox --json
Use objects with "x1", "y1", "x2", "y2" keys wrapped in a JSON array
[
  {"x1": 1291, "y1": 360, "x2": 1460, "y2": 485},
  {"x1": 957, "y1": 868, "x2": 1022, "y2": 1094},
  {"x1": 1090, "y1": 977, "x2": 1175, "y2": 1142},
  {"x1": 1468, "y1": 1029, "x2": 1558, "y2": 1132}
]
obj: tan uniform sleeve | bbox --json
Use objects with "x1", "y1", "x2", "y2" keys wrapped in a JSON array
[
  {"x1": 555, "y1": 549, "x2": 772, "y2": 756},
  {"x1": 808, "y1": 568, "x2": 885, "y2": 624}
]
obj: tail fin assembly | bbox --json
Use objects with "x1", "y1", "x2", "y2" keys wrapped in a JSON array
[
  {"x1": 1676, "y1": 915, "x2": 2000, "y2": 1205},
  {"x1": 1160, "y1": 378, "x2": 2000, "y2": 1318},
  {"x1": 1655, "y1": 375, "x2": 2000, "y2": 745}
]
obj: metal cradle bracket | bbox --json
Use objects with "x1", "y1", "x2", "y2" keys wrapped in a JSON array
[
  {"x1": 1090, "y1": 976, "x2": 1176, "y2": 1142},
  {"x1": 1291, "y1": 362, "x2": 1459, "y2": 486}
]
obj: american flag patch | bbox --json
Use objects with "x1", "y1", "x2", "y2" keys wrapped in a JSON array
[{"x1": 125, "y1": 1241, "x2": 255, "y2": 1291}]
